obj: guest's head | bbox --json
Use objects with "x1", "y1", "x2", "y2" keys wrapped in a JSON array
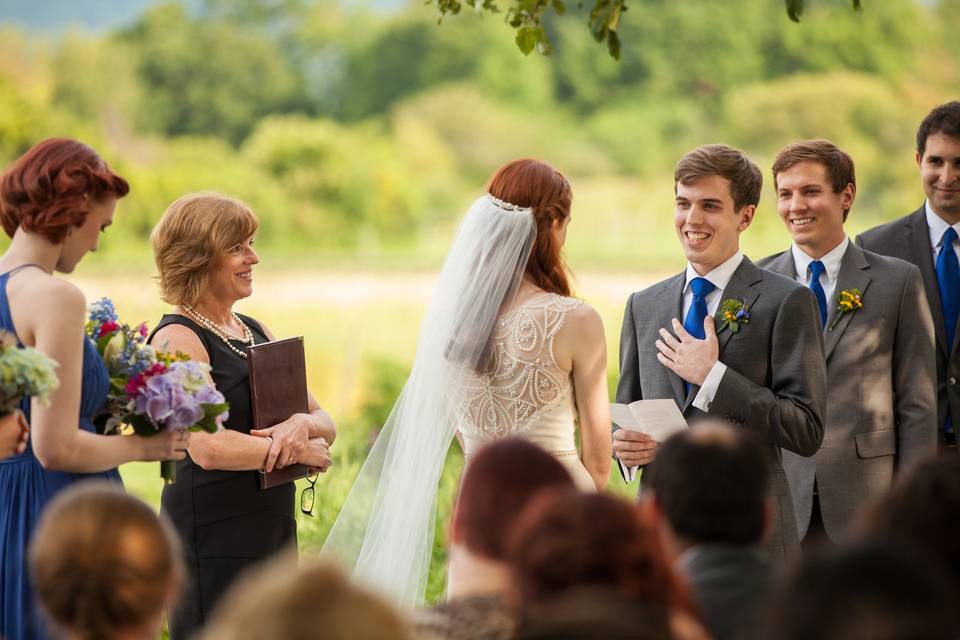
[
  {"x1": 487, "y1": 158, "x2": 573, "y2": 296},
  {"x1": 151, "y1": 192, "x2": 259, "y2": 308},
  {"x1": 915, "y1": 101, "x2": 960, "y2": 221},
  {"x1": 642, "y1": 420, "x2": 770, "y2": 552},
  {"x1": 507, "y1": 490, "x2": 691, "y2": 616},
  {"x1": 453, "y1": 437, "x2": 575, "y2": 560},
  {"x1": 0, "y1": 138, "x2": 129, "y2": 272},
  {"x1": 760, "y1": 541, "x2": 960, "y2": 640},
  {"x1": 674, "y1": 144, "x2": 761, "y2": 274},
  {"x1": 201, "y1": 556, "x2": 414, "y2": 640},
  {"x1": 772, "y1": 139, "x2": 856, "y2": 259},
  {"x1": 855, "y1": 454, "x2": 960, "y2": 592},
  {"x1": 29, "y1": 483, "x2": 182, "y2": 640}
]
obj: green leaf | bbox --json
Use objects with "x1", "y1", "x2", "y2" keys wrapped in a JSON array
[
  {"x1": 515, "y1": 27, "x2": 537, "y2": 55},
  {"x1": 607, "y1": 29, "x2": 621, "y2": 60},
  {"x1": 852, "y1": 0, "x2": 862, "y2": 10},
  {"x1": 127, "y1": 413, "x2": 160, "y2": 437},
  {"x1": 552, "y1": 0, "x2": 566, "y2": 15},
  {"x1": 785, "y1": 0, "x2": 803, "y2": 22}
]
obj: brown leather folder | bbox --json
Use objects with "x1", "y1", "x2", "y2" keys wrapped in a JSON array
[{"x1": 248, "y1": 336, "x2": 311, "y2": 489}]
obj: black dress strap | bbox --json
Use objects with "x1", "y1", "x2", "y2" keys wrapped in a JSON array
[{"x1": 148, "y1": 314, "x2": 218, "y2": 367}]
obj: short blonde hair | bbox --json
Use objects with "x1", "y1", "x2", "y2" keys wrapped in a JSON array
[
  {"x1": 151, "y1": 192, "x2": 259, "y2": 305},
  {"x1": 29, "y1": 483, "x2": 183, "y2": 640},
  {"x1": 201, "y1": 555, "x2": 414, "y2": 640}
]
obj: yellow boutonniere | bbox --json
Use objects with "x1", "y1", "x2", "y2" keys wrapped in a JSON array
[{"x1": 827, "y1": 288, "x2": 863, "y2": 331}]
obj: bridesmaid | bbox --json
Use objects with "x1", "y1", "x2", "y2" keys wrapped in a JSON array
[{"x1": 0, "y1": 139, "x2": 187, "y2": 640}]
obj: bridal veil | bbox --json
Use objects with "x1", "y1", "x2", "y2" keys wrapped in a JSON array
[{"x1": 322, "y1": 194, "x2": 536, "y2": 604}]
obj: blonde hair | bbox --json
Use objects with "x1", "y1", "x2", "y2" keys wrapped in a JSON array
[
  {"x1": 151, "y1": 192, "x2": 259, "y2": 305},
  {"x1": 29, "y1": 483, "x2": 183, "y2": 640},
  {"x1": 201, "y1": 555, "x2": 414, "y2": 640}
]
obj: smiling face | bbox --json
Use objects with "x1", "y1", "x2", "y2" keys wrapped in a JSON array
[
  {"x1": 56, "y1": 195, "x2": 117, "y2": 273},
  {"x1": 918, "y1": 133, "x2": 960, "y2": 224},
  {"x1": 205, "y1": 235, "x2": 259, "y2": 303},
  {"x1": 674, "y1": 175, "x2": 755, "y2": 275},
  {"x1": 776, "y1": 161, "x2": 853, "y2": 259}
]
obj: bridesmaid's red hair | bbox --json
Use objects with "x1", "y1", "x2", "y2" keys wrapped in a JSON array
[
  {"x1": 487, "y1": 159, "x2": 573, "y2": 296},
  {"x1": 0, "y1": 138, "x2": 129, "y2": 243}
]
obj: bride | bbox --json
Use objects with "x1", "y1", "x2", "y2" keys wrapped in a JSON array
[{"x1": 323, "y1": 158, "x2": 612, "y2": 604}]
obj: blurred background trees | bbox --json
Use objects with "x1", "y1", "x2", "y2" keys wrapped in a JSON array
[{"x1": 0, "y1": 0, "x2": 957, "y2": 270}]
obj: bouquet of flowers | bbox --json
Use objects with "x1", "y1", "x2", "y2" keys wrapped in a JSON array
[
  {"x1": 87, "y1": 298, "x2": 229, "y2": 482},
  {"x1": 0, "y1": 330, "x2": 59, "y2": 416}
]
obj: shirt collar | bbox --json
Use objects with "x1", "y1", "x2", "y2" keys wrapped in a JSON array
[
  {"x1": 926, "y1": 200, "x2": 960, "y2": 249},
  {"x1": 791, "y1": 236, "x2": 849, "y2": 283},
  {"x1": 684, "y1": 250, "x2": 744, "y2": 293}
]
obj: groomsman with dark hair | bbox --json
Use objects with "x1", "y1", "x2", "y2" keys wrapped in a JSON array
[
  {"x1": 758, "y1": 139, "x2": 937, "y2": 547},
  {"x1": 615, "y1": 144, "x2": 827, "y2": 562},
  {"x1": 857, "y1": 101, "x2": 960, "y2": 452}
]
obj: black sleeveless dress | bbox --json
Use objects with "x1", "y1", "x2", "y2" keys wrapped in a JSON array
[{"x1": 150, "y1": 314, "x2": 296, "y2": 640}]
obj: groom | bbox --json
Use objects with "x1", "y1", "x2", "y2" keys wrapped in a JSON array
[{"x1": 615, "y1": 144, "x2": 827, "y2": 561}]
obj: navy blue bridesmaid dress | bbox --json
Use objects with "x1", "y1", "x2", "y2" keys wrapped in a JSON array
[{"x1": 0, "y1": 265, "x2": 121, "y2": 640}]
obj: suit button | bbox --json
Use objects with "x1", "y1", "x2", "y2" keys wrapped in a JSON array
[{"x1": 950, "y1": 376, "x2": 957, "y2": 386}]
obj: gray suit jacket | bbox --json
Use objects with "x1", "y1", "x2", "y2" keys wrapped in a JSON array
[
  {"x1": 758, "y1": 243, "x2": 937, "y2": 539},
  {"x1": 857, "y1": 206, "x2": 960, "y2": 446},
  {"x1": 616, "y1": 257, "x2": 827, "y2": 561},
  {"x1": 678, "y1": 544, "x2": 770, "y2": 640}
]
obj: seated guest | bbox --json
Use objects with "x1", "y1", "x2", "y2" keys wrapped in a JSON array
[
  {"x1": 201, "y1": 556, "x2": 414, "y2": 640},
  {"x1": 640, "y1": 419, "x2": 771, "y2": 640},
  {"x1": 417, "y1": 438, "x2": 575, "y2": 640},
  {"x1": 508, "y1": 490, "x2": 708, "y2": 640},
  {"x1": 759, "y1": 541, "x2": 960, "y2": 640},
  {"x1": 149, "y1": 192, "x2": 336, "y2": 639},
  {"x1": 29, "y1": 483, "x2": 183, "y2": 640},
  {"x1": 854, "y1": 454, "x2": 960, "y2": 597}
]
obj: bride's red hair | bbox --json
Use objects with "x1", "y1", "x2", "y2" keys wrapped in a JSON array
[{"x1": 487, "y1": 159, "x2": 573, "y2": 296}]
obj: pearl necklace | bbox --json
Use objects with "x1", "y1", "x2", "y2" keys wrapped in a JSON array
[{"x1": 183, "y1": 305, "x2": 253, "y2": 359}]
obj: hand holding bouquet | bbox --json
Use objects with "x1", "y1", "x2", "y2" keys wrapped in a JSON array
[
  {"x1": 0, "y1": 330, "x2": 58, "y2": 457},
  {"x1": 87, "y1": 298, "x2": 229, "y2": 482},
  {"x1": 0, "y1": 330, "x2": 59, "y2": 415}
]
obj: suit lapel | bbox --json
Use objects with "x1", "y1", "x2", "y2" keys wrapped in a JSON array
[
  {"x1": 905, "y1": 208, "x2": 948, "y2": 355},
  {"x1": 824, "y1": 243, "x2": 871, "y2": 360},
  {"x1": 713, "y1": 258, "x2": 763, "y2": 355},
  {"x1": 654, "y1": 273, "x2": 688, "y2": 407},
  {"x1": 764, "y1": 250, "x2": 797, "y2": 281}
]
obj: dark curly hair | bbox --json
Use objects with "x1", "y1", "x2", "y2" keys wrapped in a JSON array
[{"x1": 0, "y1": 138, "x2": 129, "y2": 243}]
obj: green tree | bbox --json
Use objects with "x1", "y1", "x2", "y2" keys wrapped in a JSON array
[{"x1": 120, "y1": 3, "x2": 307, "y2": 144}]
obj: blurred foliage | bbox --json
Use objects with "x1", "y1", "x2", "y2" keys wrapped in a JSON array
[{"x1": 0, "y1": 0, "x2": 957, "y2": 268}]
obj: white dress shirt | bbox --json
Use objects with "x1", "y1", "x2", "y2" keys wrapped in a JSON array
[
  {"x1": 682, "y1": 251, "x2": 744, "y2": 412},
  {"x1": 790, "y1": 236, "x2": 849, "y2": 308},
  {"x1": 926, "y1": 200, "x2": 960, "y2": 263}
]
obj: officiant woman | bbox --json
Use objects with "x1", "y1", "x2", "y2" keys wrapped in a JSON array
[{"x1": 148, "y1": 192, "x2": 335, "y2": 640}]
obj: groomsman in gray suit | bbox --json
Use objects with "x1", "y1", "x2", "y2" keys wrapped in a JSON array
[
  {"x1": 758, "y1": 139, "x2": 937, "y2": 546},
  {"x1": 857, "y1": 102, "x2": 960, "y2": 453},
  {"x1": 615, "y1": 144, "x2": 827, "y2": 562}
]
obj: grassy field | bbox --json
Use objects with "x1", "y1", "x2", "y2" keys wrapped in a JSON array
[{"x1": 105, "y1": 269, "x2": 649, "y2": 603}]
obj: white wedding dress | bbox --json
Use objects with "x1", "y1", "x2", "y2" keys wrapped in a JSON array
[{"x1": 457, "y1": 290, "x2": 595, "y2": 490}]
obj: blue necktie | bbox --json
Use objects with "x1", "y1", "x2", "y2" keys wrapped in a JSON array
[
  {"x1": 683, "y1": 277, "x2": 715, "y2": 395},
  {"x1": 936, "y1": 227, "x2": 959, "y2": 434},
  {"x1": 808, "y1": 260, "x2": 828, "y2": 329}
]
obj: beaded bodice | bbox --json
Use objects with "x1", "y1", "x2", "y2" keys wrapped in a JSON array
[{"x1": 457, "y1": 291, "x2": 583, "y2": 441}]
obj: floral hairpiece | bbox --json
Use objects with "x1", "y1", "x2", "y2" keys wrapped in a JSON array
[{"x1": 485, "y1": 193, "x2": 533, "y2": 214}]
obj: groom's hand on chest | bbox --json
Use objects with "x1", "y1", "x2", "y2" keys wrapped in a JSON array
[{"x1": 655, "y1": 317, "x2": 719, "y2": 386}]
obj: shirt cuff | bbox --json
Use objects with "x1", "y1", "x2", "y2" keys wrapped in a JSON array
[{"x1": 692, "y1": 361, "x2": 727, "y2": 412}]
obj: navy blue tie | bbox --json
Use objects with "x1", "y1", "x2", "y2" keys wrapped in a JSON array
[
  {"x1": 937, "y1": 227, "x2": 960, "y2": 350},
  {"x1": 808, "y1": 260, "x2": 828, "y2": 329},
  {"x1": 936, "y1": 227, "x2": 959, "y2": 434},
  {"x1": 683, "y1": 277, "x2": 715, "y2": 395}
]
